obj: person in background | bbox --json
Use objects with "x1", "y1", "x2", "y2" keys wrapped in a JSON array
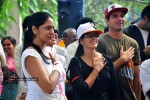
[
  {"x1": 46, "y1": 27, "x2": 70, "y2": 70},
  {"x1": 140, "y1": 58, "x2": 150, "y2": 100},
  {"x1": 1, "y1": 36, "x2": 18, "y2": 100},
  {"x1": 62, "y1": 28, "x2": 77, "y2": 48},
  {"x1": 21, "y1": 11, "x2": 66, "y2": 100},
  {"x1": 0, "y1": 52, "x2": 3, "y2": 100},
  {"x1": 96, "y1": 4, "x2": 141, "y2": 100},
  {"x1": 0, "y1": 43, "x2": 8, "y2": 99},
  {"x1": 69, "y1": 22, "x2": 119, "y2": 100},
  {"x1": 123, "y1": 4, "x2": 150, "y2": 62},
  {"x1": 14, "y1": 16, "x2": 30, "y2": 100},
  {"x1": 66, "y1": 17, "x2": 95, "y2": 60},
  {"x1": 123, "y1": 5, "x2": 150, "y2": 100},
  {"x1": 0, "y1": 40, "x2": 9, "y2": 100},
  {"x1": 14, "y1": 43, "x2": 27, "y2": 100}
]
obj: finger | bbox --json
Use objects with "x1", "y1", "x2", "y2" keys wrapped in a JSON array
[
  {"x1": 127, "y1": 47, "x2": 135, "y2": 52},
  {"x1": 49, "y1": 53, "x2": 54, "y2": 60},
  {"x1": 102, "y1": 57, "x2": 105, "y2": 62},
  {"x1": 130, "y1": 55, "x2": 134, "y2": 59},
  {"x1": 120, "y1": 46, "x2": 123, "y2": 53},
  {"x1": 130, "y1": 50, "x2": 134, "y2": 56}
]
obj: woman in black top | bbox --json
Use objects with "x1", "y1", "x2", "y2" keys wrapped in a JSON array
[{"x1": 68, "y1": 22, "x2": 119, "y2": 100}]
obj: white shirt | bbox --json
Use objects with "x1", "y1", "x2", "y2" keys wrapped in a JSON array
[
  {"x1": 140, "y1": 59, "x2": 150, "y2": 100},
  {"x1": 51, "y1": 45, "x2": 70, "y2": 70},
  {"x1": 66, "y1": 40, "x2": 79, "y2": 60},
  {"x1": 21, "y1": 49, "x2": 66, "y2": 100},
  {"x1": 134, "y1": 24, "x2": 149, "y2": 47}
]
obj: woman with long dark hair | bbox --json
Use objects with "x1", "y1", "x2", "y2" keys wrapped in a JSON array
[
  {"x1": 21, "y1": 12, "x2": 66, "y2": 100},
  {"x1": 68, "y1": 22, "x2": 119, "y2": 100}
]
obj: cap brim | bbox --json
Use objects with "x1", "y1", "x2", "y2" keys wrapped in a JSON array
[
  {"x1": 107, "y1": 8, "x2": 128, "y2": 18},
  {"x1": 84, "y1": 30, "x2": 103, "y2": 35}
]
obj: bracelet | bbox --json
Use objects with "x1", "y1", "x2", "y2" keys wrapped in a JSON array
[{"x1": 20, "y1": 92, "x2": 26, "y2": 96}]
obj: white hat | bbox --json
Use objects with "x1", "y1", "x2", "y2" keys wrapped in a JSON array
[{"x1": 77, "y1": 22, "x2": 103, "y2": 39}]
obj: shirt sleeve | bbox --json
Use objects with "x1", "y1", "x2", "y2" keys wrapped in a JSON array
[
  {"x1": 140, "y1": 59, "x2": 150, "y2": 95},
  {"x1": 96, "y1": 37, "x2": 107, "y2": 54},
  {"x1": 0, "y1": 52, "x2": 7, "y2": 67},
  {"x1": 69, "y1": 57, "x2": 89, "y2": 98},
  {"x1": 14, "y1": 44, "x2": 23, "y2": 77}
]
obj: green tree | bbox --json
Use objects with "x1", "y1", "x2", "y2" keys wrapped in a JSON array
[
  {"x1": 0, "y1": 0, "x2": 149, "y2": 39},
  {"x1": 0, "y1": 0, "x2": 58, "y2": 39},
  {"x1": 0, "y1": 0, "x2": 14, "y2": 38},
  {"x1": 85, "y1": 0, "x2": 149, "y2": 31}
]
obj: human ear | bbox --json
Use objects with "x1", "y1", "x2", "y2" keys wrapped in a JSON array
[
  {"x1": 80, "y1": 39, "x2": 83, "y2": 45},
  {"x1": 106, "y1": 19, "x2": 109, "y2": 26},
  {"x1": 32, "y1": 26, "x2": 37, "y2": 34}
]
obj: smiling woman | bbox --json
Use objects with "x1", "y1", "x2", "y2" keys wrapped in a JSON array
[
  {"x1": 21, "y1": 11, "x2": 66, "y2": 100},
  {"x1": 67, "y1": 22, "x2": 120, "y2": 100},
  {"x1": 1, "y1": 36, "x2": 18, "y2": 100}
]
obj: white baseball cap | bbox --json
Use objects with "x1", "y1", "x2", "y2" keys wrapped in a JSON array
[{"x1": 77, "y1": 22, "x2": 103, "y2": 39}]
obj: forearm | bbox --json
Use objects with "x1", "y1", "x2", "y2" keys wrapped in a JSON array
[
  {"x1": 85, "y1": 69, "x2": 99, "y2": 88},
  {"x1": 134, "y1": 66, "x2": 141, "y2": 100},
  {"x1": 48, "y1": 70, "x2": 60, "y2": 93},
  {"x1": 134, "y1": 77, "x2": 141, "y2": 100},
  {"x1": 114, "y1": 57, "x2": 125, "y2": 70}
]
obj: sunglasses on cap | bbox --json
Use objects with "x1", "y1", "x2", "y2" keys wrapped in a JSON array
[{"x1": 83, "y1": 32, "x2": 100, "y2": 38}]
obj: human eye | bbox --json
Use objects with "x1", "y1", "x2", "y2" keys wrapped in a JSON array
[
  {"x1": 112, "y1": 14, "x2": 118, "y2": 18},
  {"x1": 45, "y1": 26, "x2": 51, "y2": 30},
  {"x1": 121, "y1": 14, "x2": 125, "y2": 18}
]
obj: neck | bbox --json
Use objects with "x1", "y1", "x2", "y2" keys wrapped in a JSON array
[
  {"x1": 33, "y1": 40, "x2": 46, "y2": 50},
  {"x1": 7, "y1": 53, "x2": 14, "y2": 59},
  {"x1": 83, "y1": 48, "x2": 97, "y2": 58},
  {"x1": 136, "y1": 20, "x2": 144, "y2": 30},
  {"x1": 108, "y1": 30, "x2": 123, "y2": 39}
]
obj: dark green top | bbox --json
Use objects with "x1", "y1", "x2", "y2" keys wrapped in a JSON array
[{"x1": 96, "y1": 33, "x2": 141, "y2": 100}]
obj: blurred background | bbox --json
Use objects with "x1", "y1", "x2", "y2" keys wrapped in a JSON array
[{"x1": 0, "y1": 0, "x2": 149, "y2": 44}]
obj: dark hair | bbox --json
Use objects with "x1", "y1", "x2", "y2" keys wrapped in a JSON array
[
  {"x1": 22, "y1": 15, "x2": 30, "y2": 33},
  {"x1": 141, "y1": 5, "x2": 150, "y2": 21},
  {"x1": 54, "y1": 28, "x2": 59, "y2": 34},
  {"x1": 104, "y1": 26, "x2": 109, "y2": 33},
  {"x1": 1, "y1": 36, "x2": 16, "y2": 46},
  {"x1": 75, "y1": 17, "x2": 95, "y2": 30},
  {"x1": 75, "y1": 35, "x2": 84, "y2": 57},
  {"x1": 23, "y1": 12, "x2": 53, "y2": 51},
  {"x1": 22, "y1": 11, "x2": 53, "y2": 64}
]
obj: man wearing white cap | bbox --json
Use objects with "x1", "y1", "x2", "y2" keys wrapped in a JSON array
[{"x1": 96, "y1": 4, "x2": 141, "y2": 100}]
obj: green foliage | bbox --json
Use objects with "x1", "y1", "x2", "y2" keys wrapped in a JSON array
[
  {"x1": 0, "y1": 0, "x2": 149, "y2": 39},
  {"x1": 0, "y1": 0, "x2": 14, "y2": 39},
  {"x1": 85, "y1": 0, "x2": 149, "y2": 31},
  {"x1": 0, "y1": 0, "x2": 58, "y2": 39},
  {"x1": 18, "y1": 0, "x2": 58, "y2": 27}
]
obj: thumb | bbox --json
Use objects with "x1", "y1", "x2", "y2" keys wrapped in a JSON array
[
  {"x1": 49, "y1": 53, "x2": 56, "y2": 64},
  {"x1": 49, "y1": 53, "x2": 54, "y2": 60}
]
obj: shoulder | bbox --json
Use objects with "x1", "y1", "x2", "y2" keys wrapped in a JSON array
[
  {"x1": 123, "y1": 34, "x2": 138, "y2": 45},
  {"x1": 99, "y1": 33, "x2": 108, "y2": 38},
  {"x1": 67, "y1": 41, "x2": 78, "y2": 49},
  {"x1": 98, "y1": 33, "x2": 109, "y2": 43},
  {"x1": 141, "y1": 59, "x2": 150, "y2": 69},
  {"x1": 123, "y1": 25, "x2": 138, "y2": 32},
  {"x1": 15, "y1": 43, "x2": 23, "y2": 51},
  {"x1": 22, "y1": 48, "x2": 41, "y2": 59}
]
